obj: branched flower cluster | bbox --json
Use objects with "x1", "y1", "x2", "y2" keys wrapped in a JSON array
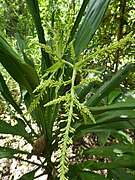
[
  {"x1": 75, "y1": 77, "x2": 102, "y2": 89},
  {"x1": 74, "y1": 98, "x2": 96, "y2": 124},
  {"x1": 57, "y1": 100, "x2": 75, "y2": 180},
  {"x1": 26, "y1": 41, "x2": 99, "y2": 179},
  {"x1": 44, "y1": 94, "x2": 70, "y2": 107},
  {"x1": 77, "y1": 32, "x2": 134, "y2": 67}
]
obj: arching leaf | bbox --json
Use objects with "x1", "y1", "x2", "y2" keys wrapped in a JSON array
[{"x1": 74, "y1": 0, "x2": 110, "y2": 57}]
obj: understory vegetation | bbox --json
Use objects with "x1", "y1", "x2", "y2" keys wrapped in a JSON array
[{"x1": 0, "y1": 0, "x2": 135, "y2": 179}]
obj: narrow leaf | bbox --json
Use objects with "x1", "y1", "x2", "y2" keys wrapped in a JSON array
[
  {"x1": 90, "y1": 157, "x2": 135, "y2": 170},
  {"x1": 98, "y1": 131, "x2": 110, "y2": 145},
  {"x1": 69, "y1": 157, "x2": 135, "y2": 171},
  {"x1": 74, "y1": 0, "x2": 110, "y2": 56},
  {"x1": 19, "y1": 169, "x2": 36, "y2": 180},
  {"x1": 108, "y1": 168, "x2": 135, "y2": 180},
  {"x1": 0, "y1": 73, "x2": 22, "y2": 114},
  {"x1": 86, "y1": 63, "x2": 135, "y2": 107},
  {"x1": 89, "y1": 99, "x2": 135, "y2": 114},
  {"x1": 108, "y1": 90, "x2": 121, "y2": 104},
  {"x1": 75, "y1": 121, "x2": 134, "y2": 139},
  {"x1": 67, "y1": 0, "x2": 90, "y2": 44},
  {"x1": 0, "y1": 147, "x2": 27, "y2": 159},
  {"x1": 95, "y1": 110, "x2": 135, "y2": 123},
  {"x1": 24, "y1": 93, "x2": 47, "y2": 137},
  {"x1": 15, "y1": 33, "x2": 35, "y2": 68},
  {"x1": 25, "y1": 0, "x2": 51, "y2": 71},
  {"x1": 0, "y1": 118, "x2": 32, "y2": 143},
  {"x1": 83, "y1": 144, "x2": 134, "y2": 157},
  {"x1": 0, "y1": 36, "x2": 39, "y2": 93},
  {"x1": 79, "y1": 171, "x2": 108, "y2": 180},
  {"x1": 76, "y1": 67, "x2": 105, "y2": 102}
]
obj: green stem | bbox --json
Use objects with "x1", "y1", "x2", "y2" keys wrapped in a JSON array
[
  {"x1": 114, "y1": 0, "x2": 126, "y2": 72},
  {"x1": 14, "y1": 156, "x2": 46, "y2": 168},
  {"x1": 59, "y1": 68, "x2": 77, "y2": 179},
  {"x1": 23, "y1": 116, "x2": 37, "y2": 138}
]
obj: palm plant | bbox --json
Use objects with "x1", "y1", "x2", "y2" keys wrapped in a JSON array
[{"x1": 0, "y1": 0, "x2": 135, "y2": 179}]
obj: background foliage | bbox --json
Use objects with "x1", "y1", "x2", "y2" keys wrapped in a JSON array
[{"x1": 0, "y1": 0, "x2": 135, "y2": 179}]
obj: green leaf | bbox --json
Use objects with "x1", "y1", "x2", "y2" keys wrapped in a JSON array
[
  {"x1": 15, "y1": 33, "x2": 26, "y2": 52},
  {"x1": 89, "y1": 99, "x2": 135, "y2": 115},
  {"x1": 25, "y1": 0, "x2": 51, "y2": 71},
  {"x1": 86, "y1": 63, "x2": 135, "y2": 107},
  {"x1": 24, "y1": 93, "x2": 47, "y2": 138},
  {"x1": 95, "y1": 110, "x2": 135, "y2": 123},
  {"x1": 76, "y1": 67, "x2": 105, "y2": 102},
  {"x1": 79, "y1": 171, "x2": 108, "y2": 180},
  {"x1": 68, "y1": 169, "x2": 108, "y2": 180},
  {"x1": 69, "y1": 156, "x2": 135, "y2": 172},
  {"x1": 0, "y1": 147, "x2": 27, "y2": 159},
  {"x1": 19, "y1": 169, "x2": 36, "y2": 180},
  {"x1": 68, "y1": 160, "x2": 95, "y2": 179},
  {"x1": 46, "y1": 61, "x2": 63, "y2": 73},
  {"x1": 0, "y1": 36, "x2": 39, "y2": 94},
  {"x1": 108, "y1": 90, "x2": 121, "y2": 104},
  {"x1": 98, "y1": 131, "x2": 110, "y2": 145},
  {"x1": 74, "y1": 109, "x2": 135, "y2": 138},
  {"x1": 67, "y1": 0, "x2": 90, "y2": 45},
  {"x1": 15, "y1": 33, "x2": 35, "y2": 68},
  {"x1": 0, "y1": 118, "x2": 32, "y2": 143},
  {"x1": 117, "y1": 130, "x2": 133, "y2": 144},
  {"x1": 75, "y1": 119, "x2": 135, "y2": 137},
  {"x1": 108, "y1": 168, "x2": 135, "y2": 180},
  {"x1": 0, "y1": 72, "x2": 22, "y2": 114},
  {"x1": 74, "y1": 0, "x2": 110, "y2": 57},
  {"x1": 83, "y1": 144, "x2": 134, "y2": 158},
  {"x1": 91, "y1": 157, "x2": 135, "y2": 170},
  {"x1": 76, "y1": 81, "x2": 96, "y2": 102}
]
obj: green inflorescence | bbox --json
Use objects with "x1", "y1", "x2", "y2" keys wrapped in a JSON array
[{"x1": 25, "y1": 33, "x2": 134, "y2": 179}]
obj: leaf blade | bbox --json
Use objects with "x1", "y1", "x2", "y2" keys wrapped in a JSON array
[
  {"x1": 86, "y1": 63, "x2": 135, "y2": 107},
  {"x1": 74, "y1": 0, "x2": 110, "y2": 57},
  {"x1": 0, "y1": 118, "x2": 32, "y2": 143},
  {"x1": 19, "y1": 170, "x2": 36, "y2": 180},
  {"x1": 0, "y1": 36, "x2": 39, "y2": 93},
  {"x1": 25, "y1": 0, "x2": 51, "y2": 71},
  {"x1": 0, "y1": 72, "x2": 22, "y2": 114},
  {"x1": 0, "y1": 147, "x2": 27, "y2": 159},
  {"x1": 83, "y1": 144, "x2": 134, "y2": 157}
]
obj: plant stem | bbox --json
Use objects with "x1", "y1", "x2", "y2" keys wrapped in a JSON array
[
  {"x1": 58, "y1": 68, "x2": 77, "y2": 180},
  {"x1": 23, "y1": 116, "x2": 37, "y2": 137},
  {"x1": 13, "y1": 156, "x2": 46, "y2": 168},
  {"x1": 114, "y1": 0, "x2": 126, "y2": 72}
]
